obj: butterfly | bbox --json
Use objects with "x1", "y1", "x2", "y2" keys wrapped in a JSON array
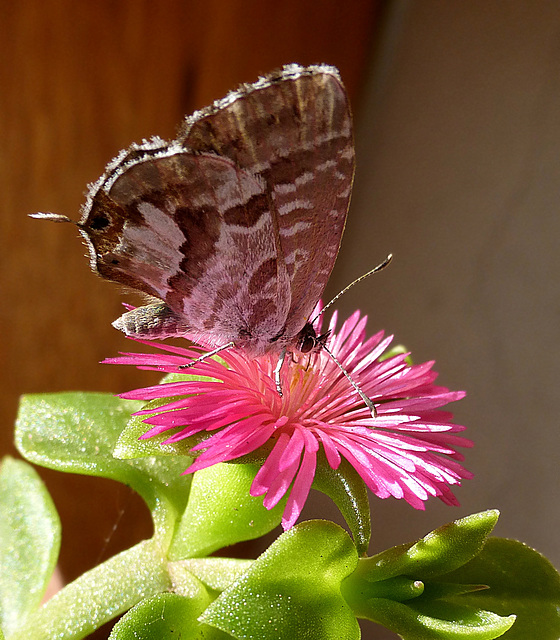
[{"x1": 33, "y1": 64, "x2": 385, "y2": 412}]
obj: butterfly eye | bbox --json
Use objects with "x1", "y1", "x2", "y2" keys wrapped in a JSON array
[
  {"x1": 298, "y1": 334, "x2": 316, "y2": 354},
  {"x1": 296, "y1": 322, "x2": 320, "y2": 354},
  {"x1": 90, "y1": 215, "x2": 110, "y2": 231}
]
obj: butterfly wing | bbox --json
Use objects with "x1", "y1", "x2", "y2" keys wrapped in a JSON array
[
  {"x1": 179, "y1": 64, "x2": 354, "y2": 339},
  {"x1": 80, "y1": 149, "x2": 292, "y2": 351},
  {"x1": 78, "y1": 64, "x2": 353, "y2": 353}
]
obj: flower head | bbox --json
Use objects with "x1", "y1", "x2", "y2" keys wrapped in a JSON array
[{"x1": 106, "y1": 309, "x2": 472, "y2": 530}]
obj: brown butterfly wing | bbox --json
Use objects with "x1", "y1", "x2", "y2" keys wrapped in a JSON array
[
  {"x1": 79, "y1": 65, "x2": 353, "y2": 353},
  {"x1": 179, "y1": 64, "x2": 354, "y2": 338},
  {"x1": 80, "y1": 150, "x2": 292, "y2": 351}
]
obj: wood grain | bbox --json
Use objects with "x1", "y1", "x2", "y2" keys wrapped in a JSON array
[{"x1": 0, "y1": 0, "x2": 379, "y2": 591}]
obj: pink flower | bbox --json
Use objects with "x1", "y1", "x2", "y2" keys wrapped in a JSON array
[{"x1": 106, "y1": 310, "x2": 472, "y2": 530}]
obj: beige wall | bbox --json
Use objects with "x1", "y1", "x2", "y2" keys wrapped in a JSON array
[{"x1": 328, "y1": 0, "x2": 559, "y2": 590}]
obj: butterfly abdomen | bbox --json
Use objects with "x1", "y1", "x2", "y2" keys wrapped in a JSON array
[{"x1": 112, "y1": 303, "x2": 191, "y2": 339}]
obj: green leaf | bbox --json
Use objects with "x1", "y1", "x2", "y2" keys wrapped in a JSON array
[
  {"x1": 113, "y1": 390, "x2": 192, "y2": 460},
  {"x1": 169, "y1": 558, "x2": 253, "y2": 593},
  {"x1": 113, "y1": 371, "x2": 220, "y2": 460},
  {"x1": 0, "y1": 457, "x2": 61, "y2": 636},
  {"x1": 313, "y1": 456, "x2": 371, "y2": 554},
  {"x1": 363, "y1": 598, "x2": 515, "y2": 639},
  {"x1": 15, "y1": 393, "x2": 192, "y2": 536},
  {"x1": 15, "y1": 393, "x2": 142, "y2": 471},
  {"x1": 10, "y1": 539, "x2": 170, "y2": 640},
  {"x1": 169, "y1": 463, "x2": 283, "y2": 559},
  {"x1": 201, "y1": 520, "x2": 360, "y2": 640},
  {"x1": 379, "y1": 344, "x2": 412, "y2": 364},
  {"x1": 114, "y1": 410, "x2": 190, "y2": 458},
  {"x1": 363, "y1": 510, "x2": 500, "y2": 581},
  {"x1": 109, "y1": 592, "x2": 231, "y2": 639},
  {"x1": 341, "y1": 511, "x2": 515, "y2": 639},
  {"x1": 442, "y1": 537, "x2": 560, "y2": 639}
]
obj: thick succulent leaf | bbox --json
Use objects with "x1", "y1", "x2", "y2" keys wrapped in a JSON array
[
  {"x1": 113, "y1": 371, "x2": 219, "y2": 460},
  {"x1": 10, "y1": 539, "x2": 170, "y2": 640},
  {"x1": 313, "y1": 456, "x2": 371, "y2": 554},
  {"x1": 364, "y1": 598, "x2": 515, "y2": 639},
  {"x1": 201, "y1": 520, "x2": 360, "y2": 640},
  {"x1": 442, "y1": 537, "x2": 560, "y2": 639},
  {"x1": 0, "y1": 457, "x2": 61, "y2": 636},
  {"x1": 113, "y1": 400, "x2": 191, "y2": 460},
  {"x1": 15, "y1": 393, "x2": 141, "y2": 473},
  {"x1": 114, "y1": 410, "x2": 190, "y2": 458},
  {"x1": 169, "y1": 463, "x2": 283, "y2": 559},
  {"x1": 169, "y1": 558, "x2": 253, "y2": 593},
  {"x1": 341, "y1": 511, "x2": 515, "y2": 639},
  {"x1": 15, "y1": 393, "x2": 191, "y2": 534},
  {"x1": 109, "y1": 592, "x2": 231, "y2": 639},
  {"x1": 363, "y1": 510, "x2": 499, "y2": 581}
]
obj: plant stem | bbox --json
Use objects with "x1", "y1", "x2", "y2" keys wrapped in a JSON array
[{"x1": 10, "y1": 539, "x2": 170, "y2": 640}]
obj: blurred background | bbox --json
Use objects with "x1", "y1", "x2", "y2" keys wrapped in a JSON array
[{"x1": 1, "y1": 1, "x2": 559, "y2": 637}]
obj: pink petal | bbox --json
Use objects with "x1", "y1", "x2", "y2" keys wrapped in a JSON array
[
  {"x1": 282, "y1": 431, "x2": 318, "y2": 529},
  {"x1": 106, "y1": 305, "x2": 472, "y2": 529}
]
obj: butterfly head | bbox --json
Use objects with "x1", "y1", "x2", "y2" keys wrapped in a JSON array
[{"x1": 295, "y1": 322, "x2": 330, "y2": 355}]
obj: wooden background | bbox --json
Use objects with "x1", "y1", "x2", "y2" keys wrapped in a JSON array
[
  {"x1": 5, "y1": 3, "x2": 560, "y2": 639},
  {"x1": 0, "y1": 0, "x2": 380, "y2": 618}
]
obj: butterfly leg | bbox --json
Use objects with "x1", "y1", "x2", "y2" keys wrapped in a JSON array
[
  {"x1": 178, "y1": 341, "x2": 235, "y2": 370},
  {"x1": 274, "y1": 347, "x2": 287, "y2": 396}
]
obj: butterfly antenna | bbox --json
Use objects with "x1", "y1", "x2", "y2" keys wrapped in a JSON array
[
  {"x1": 178, "y1": 341, "x2": 235, "y2": 370},
  {"x1": 29, "y1": 212, "x2": 74, "y2": 223},
  {"x1": 29, "y1": 212, "x2": 91, "y2": 232},
  {"x1": 322, "y1": 343, "x2": 377, "y2": 417},
  {"x1": 311, "y1": 254, "x2": 393, "y2": 323}
]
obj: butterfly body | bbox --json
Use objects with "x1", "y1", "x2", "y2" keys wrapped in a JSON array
[{"x1": 39, "y1": 64, "x2": 355, "y2": 358}]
